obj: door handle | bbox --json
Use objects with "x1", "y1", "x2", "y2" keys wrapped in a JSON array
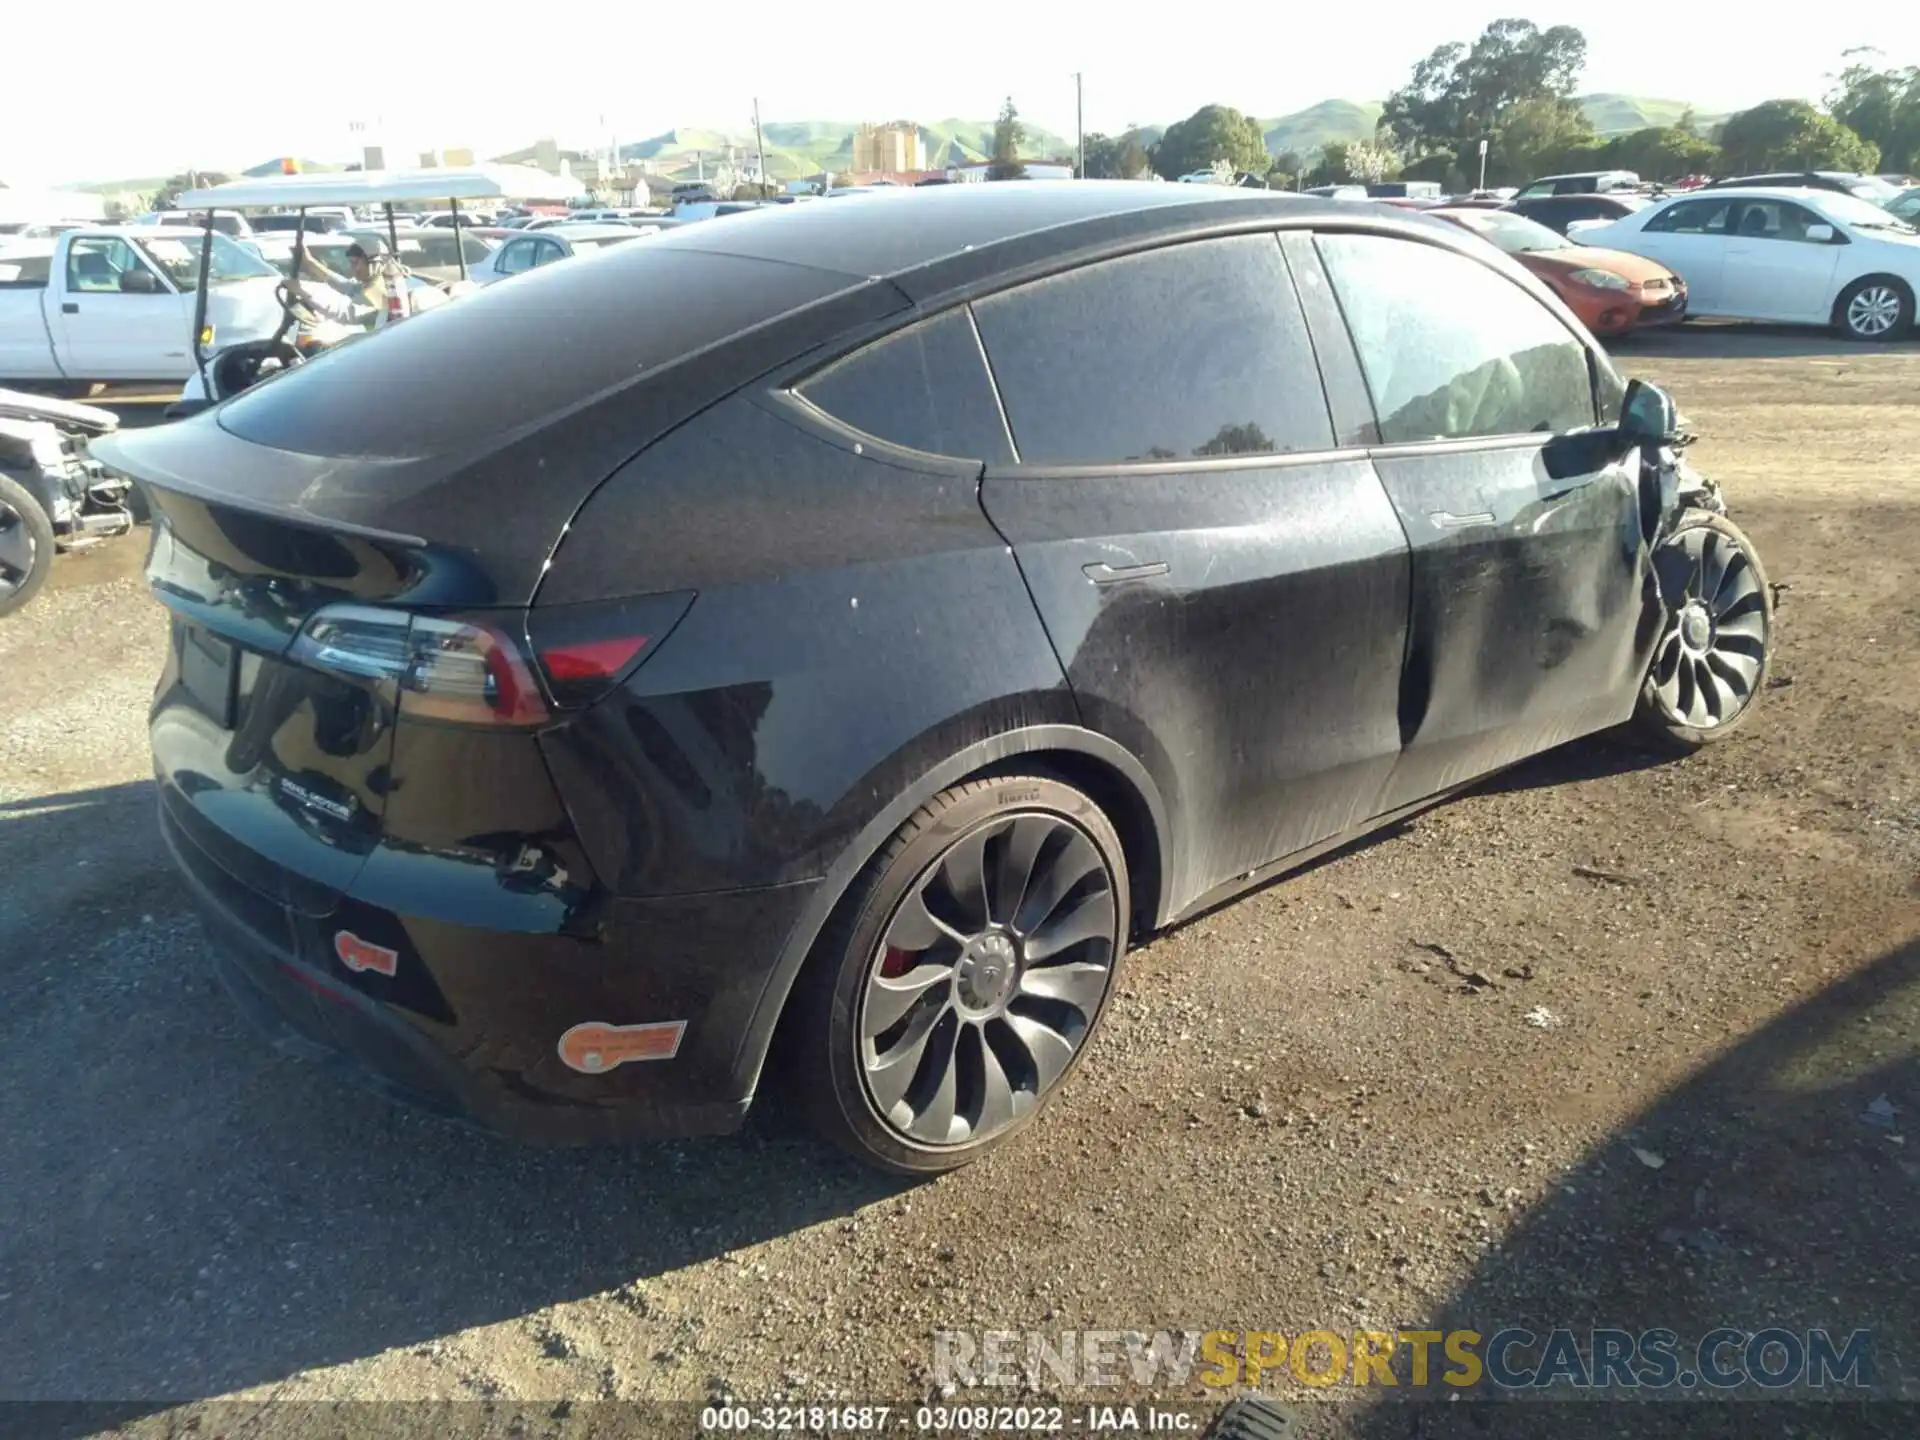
[
  {"x1": 1082, "y1": 560, "x2": 1168, "y2": 585},
  {"x1": 1429, "y1": 510, "x2": 1494, "y2": 529},
  {"x1": 62, "y1": 302, "x2": 79, "y2": 314}
]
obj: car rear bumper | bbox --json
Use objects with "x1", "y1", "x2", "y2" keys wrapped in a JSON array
[{"x1": 159, "y1": 779, "x2": 814, "y2": 1145}]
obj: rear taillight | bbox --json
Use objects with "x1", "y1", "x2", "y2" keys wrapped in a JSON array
[
  {"x1": 289, "y1": 591, "x2": 695, "y2": 725},
  {"x1": 527, "y1": 592, "x2": 696, "y2": 710},
  {"x1": 290, "y1": 605, "x2": 549, "y2": 728}
]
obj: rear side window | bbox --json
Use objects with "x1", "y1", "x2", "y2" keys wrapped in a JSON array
[
  {"x1": 971, "y1": 234, "x2": 1334, "y2": 466},
  {"x1": 1318, "y1": 233, "x2": 1595, "y2": 443},
  {"x1": 796, "y1": 307, "x2": 1012, "y2": 463},
  {"x1": 1643, "y1": 199, "x2": 1731, "y2": 234}
]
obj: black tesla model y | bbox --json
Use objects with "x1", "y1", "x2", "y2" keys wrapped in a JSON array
[{"x1": 98, "y1": 184, "x2": 1774, "y2": 1174}]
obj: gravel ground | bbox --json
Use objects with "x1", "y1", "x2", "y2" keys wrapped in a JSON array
[{"x1": 1, "y1": 328, "x2": 1915, "y2": 1439}]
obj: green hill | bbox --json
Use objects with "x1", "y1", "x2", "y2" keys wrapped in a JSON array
[
  {"x1": 1262, "y1": 100, "x2": 1384, "y2": 158},
  {"x1": 1575, "y1": 93, "x2": 1724, "y2": 135}
]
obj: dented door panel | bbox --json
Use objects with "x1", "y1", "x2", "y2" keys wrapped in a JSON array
[
  {"x1": 982, "y1": 457, "x2": 1410, "y2": 917},
  {"x1": 1370, "y1": 432, "x2": 1652, "y2": 810}
]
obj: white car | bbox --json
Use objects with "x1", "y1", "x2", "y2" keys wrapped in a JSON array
[
  {"x1": 468, "y1": 222, "x2": 651, "y2": 286},
  {"x1": 1569, "y1": 186, "x2": 1920, "y2": 341}
]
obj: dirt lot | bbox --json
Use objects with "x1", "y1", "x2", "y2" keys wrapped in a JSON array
[{"x1": 1, "y1": 327, "x2": 1916, "y2": 1438}]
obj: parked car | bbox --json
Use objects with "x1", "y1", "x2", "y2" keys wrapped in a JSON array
[
  {"x1": 136, "y1": 209, "x2": 254, "y2": 239},
  {"x1": 1884, "y1": 187, "x2": 1920, "y2": 224},
  {"x1": 0, "y1": 227, "x2": 286, "y2": 386},
  {"x1": 1508, "y1": 192, "x2": 1651, "y2": 235},
  {"x1": 100, "y1": 186, "x2": 1772, "y2": 1175},
  {"x1": 1301, "y1": 184, "x2": 1367, "y2": 200},
  {"x1": 1429, "y1": 207, "x2": 1687, "y2": 336},
  {"x1": 1513, "y1": 171, "x2": 1640, "y2": 199},
  {"x1": 1569, "y1": 186, "x2": 1920, "y2": 340},
  {"x1": 341, "y1": 227, "x2": 496, "y2": 283},
  {"x1": 0, "y1": 387, "x2": 133, "y2": 616},
  {"x1": 468, "y1": 222, "x2": 651, "y2": 285},
  {"x1": 1700, "y1": 171, "x2": 1899, "y2": 202},
  {"x1": 1367, "y1": 181, "x2": 1443, "y2": 200},
  {"x1": 419, "y1": 210, "x2": 490, "y2": 229},
  {"x1": 248, "y1": 213, "x2": 351, "y2": 235}
]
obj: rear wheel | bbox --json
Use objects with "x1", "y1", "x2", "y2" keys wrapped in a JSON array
[
  {"x1": 0, "y1": 474, "x2": 55, "y2": 619},
  {"x1": 1632, "y1": 511, "x2": 1773, "y2": 751},
  {"x1": 795, "y1": 776, "x2": 1129, "y2": 1175},
  {"x1": 1835, "y1": 276, "x2": 1913, "y2": 342}
]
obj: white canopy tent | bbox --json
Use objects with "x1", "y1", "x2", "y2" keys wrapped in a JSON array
[{"x1": 177, "y1": 164, "x2": 584, "y2": 210}]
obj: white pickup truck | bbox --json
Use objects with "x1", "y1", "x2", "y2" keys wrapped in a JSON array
[{"x1": 0, "y1": 226, "x2": 288, "y2": 390}]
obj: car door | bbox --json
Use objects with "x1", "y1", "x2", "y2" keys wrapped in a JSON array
[
  {"x1": 56, "y1": 236, "x2": 192, "y2": 379},
  {"x1": 1627, "y1": 197, "x2": 1731, "y2": 311},
  {"x1": 1716, "y1": 199, "x2": 1846, "y2": 321},
  {"x1": 1308, "y1": 231, "x2": 1654, "y2": 811},
  {"x1": 971, "y1": 233, "x2": 1412, "y2": 916}
]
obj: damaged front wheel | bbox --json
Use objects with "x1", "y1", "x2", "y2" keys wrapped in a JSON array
[{"x1": 1632, "y1": 510, "x2": 1773, "y2": 751}]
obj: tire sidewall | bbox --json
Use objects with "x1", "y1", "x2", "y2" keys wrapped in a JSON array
[
  {"x1": 0, "y1": 474, "x2": 56, "y2": 619},
  {"x1": 815, "y1": 777, "x2": 1130, "y2": 1176},
  {"x1": 1636, "y1": 510, "x2": 1774, "y2": 748}
]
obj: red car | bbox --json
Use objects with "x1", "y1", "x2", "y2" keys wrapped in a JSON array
[{"x1": 1430, "y1": 207, "x2": 1687, "y2": 337}]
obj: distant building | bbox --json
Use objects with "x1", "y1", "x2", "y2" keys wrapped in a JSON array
[{"x1": 853, "y1": 122, "x2": 925, "y2": 174}]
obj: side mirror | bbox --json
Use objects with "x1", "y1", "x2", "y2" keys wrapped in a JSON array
[
  {"x1": 118, "y1": 269, "x2": 160, "y2": 295},
  {"x1": 1803, "y1": 223, "x2": 1836, "y2": 243},
  {"x1": 1618, "y1": 378, "x2": 1677, "y2": 445}
]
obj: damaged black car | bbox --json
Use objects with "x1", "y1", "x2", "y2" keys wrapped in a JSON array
[{"x1": 94, "y1": 184, "x2": 1773, "y2": 1174}]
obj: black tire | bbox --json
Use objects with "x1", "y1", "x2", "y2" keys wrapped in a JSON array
[
  {"x1": 1631, "y1": 510, "x2": 1773, "y2": 752},
  {"x1": 793, "y1": 775, "x2": 1129, "y2": 1176},
  {"x1": 1833, "y1": 275, "x2": 1914, "y2": 342},
  {"x1": 0, "y1": 473, "x2": 56, "y2": 619}
]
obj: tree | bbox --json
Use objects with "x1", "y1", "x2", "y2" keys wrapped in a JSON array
[
  {"x1": 1342, "y1": 140, "x2": 1399, "y2": 184},
  {"x1": 1118, "y1": 134, "x2": 1150, "y2": 179},
  {"x1": 1828, "y1": 51, "x2": 1920, "y2": 173},
  {"x1": 1717, "y1": 99, "x2": 1878, "y2": 175},
  {"x1": 1491, "y1": 95, "x2": 1595, "y2": 185},
  {"x1": 988, "y1": 97, "x2": 1028, "y2": 181},
  {"x1": 1151, "y1": 104, "x2": 1271, "y2": 180},
  {"x1": 1383, "y1": 19, "x2": 1588, "y2": 167},
  {"x1": 1604, "y1": 125, "x2": 1720, "y2": 182},
  {"x1": 1080, "y1": 133, "x2": 1125, "y2": 178}
]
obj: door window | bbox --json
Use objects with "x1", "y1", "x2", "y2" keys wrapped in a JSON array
[
  {"x1": 1723, "y1": 199, "x2": 1828, "y2": 242},
  {"x1": 1317, "y1": 233, "x2": 1596, "y2": 443},
  {"x1": 1642, "y1": 198, "x2": 1733, "y2": 235},
  {"x1": 66, "y1": 238, "x2": 145, "y2": 293},
  {"x1": 970, "y1": 234, "x2": 1333, "y2": 465},
  {"x1": 497, "y1": 239, "x2": 537, "y2": 274},
  {"x1": 797, "y1": 306, "x2": 1013, "y2": 462}
]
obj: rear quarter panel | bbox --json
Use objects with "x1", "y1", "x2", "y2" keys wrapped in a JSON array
[{"x1": 535, "y1": 394, "x2": 1076, "y2": 898}]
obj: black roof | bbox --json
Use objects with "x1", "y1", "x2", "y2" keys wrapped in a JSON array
[{"x1": 636, "y1": 181, "x2": 1344, "y2": 290}]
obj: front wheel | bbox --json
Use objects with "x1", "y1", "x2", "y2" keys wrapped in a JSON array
[
  {"x1": 1835, "y1": 276, "x2": 1914, "y2": 342},
  {"x1": 794, "y1": 776, "x2": 1130, "y2": 1175},
  {"x1": 0, "y1": 473, "x2": 56, "y2": 619},
  {"x1": 1631, "y1": 511, "x2": 1773, "y2": 751}
]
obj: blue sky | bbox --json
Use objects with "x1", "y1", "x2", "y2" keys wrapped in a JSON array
[{"x1": 2, "y1": 3, "x2": 1916, "y2": 187}]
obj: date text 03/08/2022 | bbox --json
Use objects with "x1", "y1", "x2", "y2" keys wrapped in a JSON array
[{"x1": 700, "y1": 1405, "x2": 1197, "y2": 1432}]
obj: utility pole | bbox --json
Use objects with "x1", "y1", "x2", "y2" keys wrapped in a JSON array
[
  {"x1": 753, "y1": 97, "x2": 767, "y2": 191},
  {"x1": 1075, "y1": 72, "x2": 1085, "y2": 178}
]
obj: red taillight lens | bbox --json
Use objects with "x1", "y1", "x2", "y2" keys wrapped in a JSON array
[
  {"x1": 527, "y1": 592, "x2": 696, "y2": 710},
  {"x1": 290, "y1": 605, "x2": 549, "y2": 728}
]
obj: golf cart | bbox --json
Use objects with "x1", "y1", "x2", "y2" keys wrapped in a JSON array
[{"x1": 167, "y1": 164, "x2": 583, "y2": 418}]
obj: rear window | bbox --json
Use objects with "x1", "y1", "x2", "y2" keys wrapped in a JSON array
[
  {"x1": 796, "y1": 307, "x2": 1012, "y2": 462},
  {"x1": 217, "y1": 248, "x2": 861, "y2": 459},
  {"x1": 0, "y1": 254, "x2": 52, "y2": 288}
]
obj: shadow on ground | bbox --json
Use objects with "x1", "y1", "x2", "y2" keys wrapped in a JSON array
[
  {"x1": 1344, "y1": 934, "x2": 1920, "y2": 1438},
  {"x1": 0, "y1": 782, "x2": 901, "y2": 1426},
  {"x1": 1609, "y1": 321, "x2": 1920, "y2": 363}
]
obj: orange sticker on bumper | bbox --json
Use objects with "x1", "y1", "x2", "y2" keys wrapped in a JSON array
[
  {"x1": 334, "y1": 930, "x2": 399, "y2": 977},
  {"x1": 559, "y1": 1020, "x2": 686, "y2": 1073}
]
